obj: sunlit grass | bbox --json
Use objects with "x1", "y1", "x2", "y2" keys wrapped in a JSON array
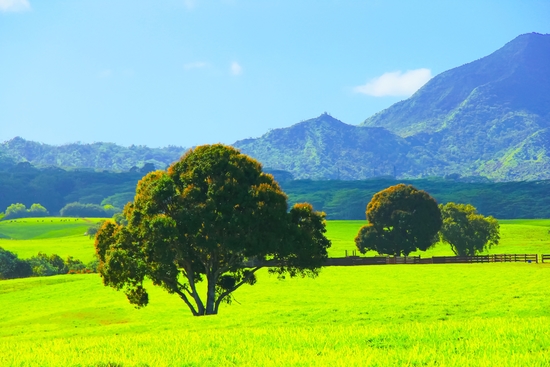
[
  {"x1": 2, "y1": 218, "x2": 550, "y2": 262},
  {"x1": 0, "y1": 217, "x2": 106, "y2": 262},
  {"x1": 1, "y1": 264, "x2": 550, "y2": 366},
  {"x1": 329, "y1": 219, "x2": 550, "y2": 257},
  {"x1": 1, "y1": 219, "x2": 550, "y2": 366}
]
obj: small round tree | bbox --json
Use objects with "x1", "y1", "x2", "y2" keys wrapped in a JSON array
[
  {"x1": 355, "y1": 184, "x2": 442, "y2": 256},
  {"x1": 95, "y1": 144, "x2": 331, "y2": 316},
  {"x1": 439, "y1": 202, "x2": 500, "y2": 256}
]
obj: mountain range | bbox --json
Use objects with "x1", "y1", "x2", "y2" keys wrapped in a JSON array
[
  {"x1": 1, "y1": 32, "x2": 549, "y2": 181},
  {"x1": 236, "y1": 32, "x2": 550, "y2": 181}
]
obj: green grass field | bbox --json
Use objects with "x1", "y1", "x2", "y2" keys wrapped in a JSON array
[
  {"x1": 2, "y1": 217, "x2": 550, "y2": 261},
  {"x1": 1, "y1": 218, "x2": 550, "y2": 366},
  {"x1": 0, "y1": 217, "x2": 104, "y2": 262},
  {"x1": 327, "y1": 219, "x2": 550, "y2": 257}
]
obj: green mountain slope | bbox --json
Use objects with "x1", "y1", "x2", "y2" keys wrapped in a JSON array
[
  {"x1": 361, "y1": 32, "x2": 550, "y2": 180},
  {"x1": 234, "y1": 113, "x2": 441, "y2": 179},
  {"x1": 0, "y1": 137, "x2": 186, "y2": 171}
]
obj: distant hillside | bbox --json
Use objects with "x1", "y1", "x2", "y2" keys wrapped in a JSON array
[
  {"x1": 0, "y1": 137, "x2": 186, "y2": 171},
  {"x1": 235, "y1": 33, "x2": 550, "y2": 181},
  {"x1": 2, "y1": 34, "x2": 549, "y2": 181},
  {"x1": 361, "y1": 32, "x2": 550, "y2": 180},
  {"x1": 234, "y1": 113, "x2": 445, "y2": 179}
]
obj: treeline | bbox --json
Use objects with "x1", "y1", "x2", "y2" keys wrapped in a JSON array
[
  {"x1": 0, "y1": 161, "x2": 144, "y2": 215},
  {"x1": 0, "y1": 137, "x2": 186, "y2": 171},
  {"x1": 1, "y1": 160, "x2": 550, "y2": 219},
  {"x1": 0, "y1": 248, "x2": 98, "y2": 280},
  {"x1": 281, "y1": 178, "x2": 550, "y2": 219}
]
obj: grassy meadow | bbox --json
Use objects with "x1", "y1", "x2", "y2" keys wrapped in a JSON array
[
  {"x1": 1, "y1": 218, "x2": 550, "y2": 366},
  {"x1": 326, "y1": 219, "x2": 550, "y2": 257},
  {"x1": 0, "y1": 217, "x2": 104, "y2": 262}
]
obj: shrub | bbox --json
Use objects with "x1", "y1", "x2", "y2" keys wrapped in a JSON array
[
  {"x1": 0, "y1": 248, "x2": 33, "y2": 279},
  {"x1": 60, "y1": 202, "x2": 111, "y2": 217},
  {"x1": 28, "y1": 253, "x2": 69, "y2": 276},
  {"x1": 3, "y1": 203, "x2": 49, "y2": 220}
]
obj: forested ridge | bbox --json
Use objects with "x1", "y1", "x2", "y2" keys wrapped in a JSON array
[
  {"x1": 1, "y1": 160, "x2": 549, "y2": 219},
  {"x1": 0, "y1": 137, "x2": 186, "y2": 172},
  {"x1": 235, "y1": 33, "x2": 550, "y2": 181}
]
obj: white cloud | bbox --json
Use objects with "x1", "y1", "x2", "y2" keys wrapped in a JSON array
[
  {"x1": 183, "y1": 0, "x2": 196, "y2": 10},
  {"x1": 183, "y1": 61, "x2": 208, "y2": 70},
  {"x1": 354, "y1": 68, "x2": 432, "y2": 97},
  {"x1": 230, "y1": 62, "x2": 242, "y2": 76},
  {"x1": 0, "y1": 0, "x2": 31, "y2": 12}
]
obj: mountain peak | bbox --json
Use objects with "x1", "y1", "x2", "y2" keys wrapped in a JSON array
[{"x1": 361, "y1": 32, "x2": 550, "y2": 137}]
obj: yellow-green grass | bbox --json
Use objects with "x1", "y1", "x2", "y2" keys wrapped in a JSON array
[
  {"x1": 0, "y1": 217, "x2": 106, "y2": 262},
  {"x1": 1, "y1": 264, "x2": 550, "y2": 366},
  {"x1": 1, "y1": 219, "x2": 550, "y2": 366},
  {"x1": 2, "y1": 218, "x2": 550, "y2": 263},
  {"x1": 328, "y1": 219, "x2": 550, "y2": 258}
]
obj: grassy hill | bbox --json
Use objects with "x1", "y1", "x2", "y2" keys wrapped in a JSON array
[{"x1": 0, "y1": 217, "x2": 105, "y2": 262}]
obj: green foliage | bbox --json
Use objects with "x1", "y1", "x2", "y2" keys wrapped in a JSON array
[
  {"x1": 85, "y1": 220, "x2": 106, "y2": 239},
  {"x1": 1, "y1": 246, "x2": 95, "y2": 279},
  {"x1": 101, "y1": 192, "x2": 135, "y2": 209},
  {"x1": 4, "y1": 154, "x2": 550, "y2": 221},
  {"x1": 439, "y1": 203, "x2": 500, "y2": 256},
  {"x1": 29, "y1": 203, "x2": 49, "y2": 216},
  {"x1": 65, "y1": 256, "x2": 87, "y2": 272},
  {"x1": 359, "y1": 34, "x2": 550, "y2": 181},
  {"x1": 235, "y1": 113, "x2": 415, "y2": 180},
  {"x1": 5, "y1": 203, "x2": 27, "y2": 219},
  {"x1": 355, "y1": 184, "x2": 442, "y2": 256},
  {"x1": 1, "y1": 136, "x2": 185, "y2": 171},
  {"x1": 282, "y1": 178, "x2": 550, "y2": 220},
  {"x1": 95, "y1": 144, "x2": 330, "y2": 316},
  {"x1": 0, "y1": 247, "x2": 32, "y2": 279},
  {"x1": 28, "y1": 252, "x2": 68, "y2": 276},
  {"x1": 60, "y1": 202, "x2": 120, "y2": 217},
  {"x1": 3, "y1": 203, "x2": 49, "y2": 220}
]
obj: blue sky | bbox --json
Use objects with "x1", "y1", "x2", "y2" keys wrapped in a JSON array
[{"x1": 1, "y1": 0, "x2": 549, "y2": 148}]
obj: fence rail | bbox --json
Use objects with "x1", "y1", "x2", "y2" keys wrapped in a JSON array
[
  {"x1": 326, "y1": 256, "x2": 388, "y2": 266},
  {"x1": 243, "y1": 253, "x2": 545, "y2": 268},
  {"x1": 432, "y1": 254, "x2": 538, "y2": 264}
]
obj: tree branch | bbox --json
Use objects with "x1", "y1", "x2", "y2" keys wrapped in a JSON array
[
  {"x1": 173, "y1": 287, "x2": 199, "y2": 316},
  {"x1": 182, "y1": 263, "x2": 205, "y2": 314},
  {"x1": 214, "y1": 266, "x2": 262, "y2": 313},
  {"x1": 215, "y1": 252, "x2": 242, "y2": 279}
]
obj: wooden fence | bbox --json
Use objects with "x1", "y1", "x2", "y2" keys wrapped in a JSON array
[
  {"x1": 323, "y1": 253, "x2": 540, "y2": 266},
  {"x1": 243, "y1": 253, "x2": 545, "y2": 267},
  {"x1": 432, "y1": 254, "x2": 538, "y2": 264},
  {"x1": 326, "y1": 256, "x2": 387, "y2": 266}
]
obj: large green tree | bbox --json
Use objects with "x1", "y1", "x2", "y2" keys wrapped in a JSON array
[
  {"x1": 355, "y1": 184, "x2": 442, "y2": 256},
  {"x1": 95, "y1": 144, "x2": 331, "y2": 316},
  {"x1": 439, "y1": 202, "x2": 500, "y2": 256}
]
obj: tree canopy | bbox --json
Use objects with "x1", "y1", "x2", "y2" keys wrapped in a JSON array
[
  {"x1": 439, "y1": 202, "x2": 500, "y2": 256},
  {"x1": 355, "y1": 184, "x2": 442, "y2": 256},
  {"x1": 3, "y1": 203, "x2": 49, "y2": 220},
  {"x1": 95, "y1": 144, "x2": 331, "y2": 316}
]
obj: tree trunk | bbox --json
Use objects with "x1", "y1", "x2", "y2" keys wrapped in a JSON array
[{"x1": 205, "y1": 275, "x2": 218, "y2": 315}]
